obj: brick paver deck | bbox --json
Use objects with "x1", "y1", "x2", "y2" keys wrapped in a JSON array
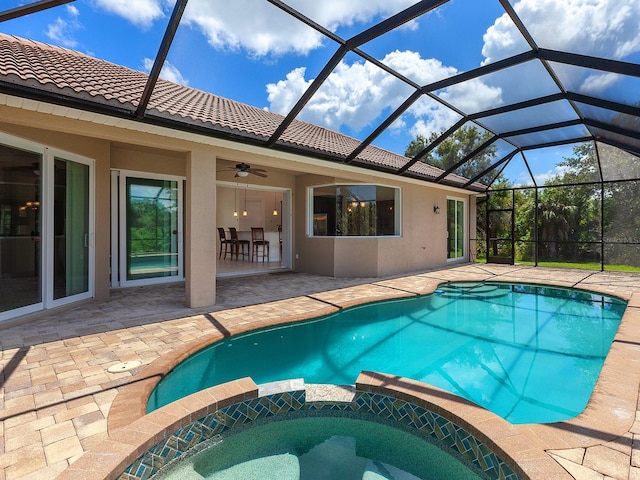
[{"x1": 1, "y1": 264, "x2": 640, "y2": 480}]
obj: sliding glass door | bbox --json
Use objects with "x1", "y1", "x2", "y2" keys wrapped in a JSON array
[
  {"x1": 53, "y1": 157, "x2": 91, "y2": 300},
  {"x1": 0, "y1": 135, "x2": 94, "y2": 321},
  {"x1": 112, "y1": 172, "x2": 183, "y2": 287},
  {"x1": 447, "y1": 197, "x2": 465, "y2": 260}
]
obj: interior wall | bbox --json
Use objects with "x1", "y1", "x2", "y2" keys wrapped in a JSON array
[{"x1": 216, "y1": 186, "x2": 283, "y2": 244}]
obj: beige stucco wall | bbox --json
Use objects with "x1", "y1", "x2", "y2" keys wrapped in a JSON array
[
  {"x1": 0, "y1": 100, "x2": 479, "y2": 319},
  {"x1": 0, "y1": 114, "x2": 208, "y2": 304},
  {"x1": 184, "y1": 148, "x2": 217, "y2": 307},
  {"x1": 0, "y1": 120, "x2": 112, "y2": 301},
  {"x1": 294, "y1": 173, "x2": 475, "y2": 278},
  {"x1": 110, "y1": 143, "x2": 186, "y2": 177}
]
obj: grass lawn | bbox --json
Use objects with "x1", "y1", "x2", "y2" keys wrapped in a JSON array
[{"x1": 474, "y1": 257, "x2": 640, "y2": 273}]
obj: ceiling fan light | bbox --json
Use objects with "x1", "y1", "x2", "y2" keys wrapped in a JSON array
[{"x1": 236, "y1": 170, "x2": 249, "y2": 177}]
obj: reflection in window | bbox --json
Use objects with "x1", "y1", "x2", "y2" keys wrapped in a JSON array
[
  {"x1": 310, "y1": 185, "x2": 398, "y2": 237},
  {"x1": 126, "y1": 178, "x2": 179, "y2": 281},
  {"x1": 0, "y1": 143, "x2": 42, "y2": 313},
  {"x1": 447, "y1": 198, "x2": 465, "y2": 259}
]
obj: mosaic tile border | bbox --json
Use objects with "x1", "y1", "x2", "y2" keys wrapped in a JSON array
[
  {"x1": 349, "y1": 392, "x2": 518, "y2": 480},
  {"x1": 119, "y1": 389, "x2": 305, "y2": 480},
  {"x1": 119, "y1": 388, "x2": 519, "y2": 480}
]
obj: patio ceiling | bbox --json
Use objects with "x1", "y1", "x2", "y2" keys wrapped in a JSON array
[{"x1": 1, "y1": 0, "x2": 639, "y2": 193}]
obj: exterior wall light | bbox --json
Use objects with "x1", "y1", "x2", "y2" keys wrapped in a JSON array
[{"x1": 434, "y1": 205, "x2": 440, "y2": 214}]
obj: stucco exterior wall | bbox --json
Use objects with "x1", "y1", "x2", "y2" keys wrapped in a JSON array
[
  {"x1": 185, "y1": 148, "x2": 217, "y2": 307},
  {"x1": 111, "y1": 143, "x2": 186, "y2": 177},
  {"x1": 0, "y1": 114, "x2": 210, "y2": 304},
  {"x1": 0, "y1": 101, "x2": 478, "y2": 320},
  {"x1": 0, "y1": 120, "x2": 112, "y2": 301},
  {"x1": 293, "y1": 173, "x2": 474, "y2": 278}
]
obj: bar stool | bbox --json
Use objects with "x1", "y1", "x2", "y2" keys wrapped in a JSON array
[
  {"x1": 228, "y1": 227, "x2": 249, "y2": 260},
  {"x1": 251, "y1": 227, "x2": 270, "y2": 262},
  {"x1": 217, "y1": 227, "x2": 233, "y2": 259}
]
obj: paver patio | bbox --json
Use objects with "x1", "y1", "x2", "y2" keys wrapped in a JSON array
[{"x1": 2, "y1": 264, "x2": 640, "y2": 480}]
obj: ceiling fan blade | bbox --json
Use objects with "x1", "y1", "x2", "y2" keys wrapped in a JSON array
[{"x1": 250, "y1": 171, "x2": 268, "y2": 178}]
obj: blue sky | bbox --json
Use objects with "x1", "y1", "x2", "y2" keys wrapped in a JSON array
[{"x1": 3, "y1": 0, "x2": 639, "y2": 186}]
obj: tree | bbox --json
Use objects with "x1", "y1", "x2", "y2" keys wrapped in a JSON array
[
  {"x1": 405, "y1": 125, "x2": 498, "y2": 187},
  {"x1": 536, "y1": 188, "x2": 580, "y2": 260},
  {"x1": 406, "y1": 126, "x2": 509, "y2": 261}
]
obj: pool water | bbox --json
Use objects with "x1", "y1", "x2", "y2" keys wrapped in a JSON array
[
  {"x1": 148, "y1": 282, "x2": 626, "y2": 424},
  {"x1": 154, "y1": 416, "x2": 483, "y2": 480}
]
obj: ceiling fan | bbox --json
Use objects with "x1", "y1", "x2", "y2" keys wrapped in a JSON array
[{"x1": 218, "y1": 162, "x2": 268, "y2": 178}]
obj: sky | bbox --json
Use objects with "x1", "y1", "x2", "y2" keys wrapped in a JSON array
[{"x1": 3, "y1": 0, "x2": 640, "y2": 186}]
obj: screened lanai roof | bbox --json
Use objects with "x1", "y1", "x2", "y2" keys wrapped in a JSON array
[{"x1": 0, "y1": 0, "x2": 639, "y2": 193}]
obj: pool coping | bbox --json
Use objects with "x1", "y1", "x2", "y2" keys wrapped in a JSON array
[
  {"x1": 65, "y1": 275, "x2": 640, "y2": 480},
  {"x1": 57, "y1": 374, "x2": 566, "y2": 480}
]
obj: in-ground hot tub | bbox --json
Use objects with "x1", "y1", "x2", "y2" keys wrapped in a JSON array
[
  {"x1": 117, "y1": 376, "x2": 527, "y2": 480},
  {"x1": 155, "y1": 414, "x2": 484, "y2": 480}
]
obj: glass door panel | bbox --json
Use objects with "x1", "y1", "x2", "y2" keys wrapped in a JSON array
[
  {"x1": 447, "y1": 198, "x2": 465, "y2": 260},
  {"x1": 0, "y1": 144, "x2": 42, "y2": 314},
  {"x1": 125, "y1": 177, "x2": 180, "y2": 282},
  {"x1": 53, "y1": 157, "x2": 90, "y2": 300}
]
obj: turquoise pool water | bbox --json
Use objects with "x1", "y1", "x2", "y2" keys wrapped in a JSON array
[
  {"x1": 155, "y1": 416, "x2": 482, "y2": 480},
  {"x1": 148, "y1": 282, "x2": 626, "y2": 424}
]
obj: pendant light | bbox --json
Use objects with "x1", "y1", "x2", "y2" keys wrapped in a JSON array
[
  {"x1": 273, "y1": 192, "x2": 278, "y2": 216},
  {"x1": 233, "y1": 184, "x2": 238, "y2": 217},
  {"x1": 242, "y1": 187, "x2": 248, "y2": 216}
]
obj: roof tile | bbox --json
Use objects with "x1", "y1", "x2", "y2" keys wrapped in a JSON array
[{"x1": 0, "y1": 33, "x2": 477, "y2": 190}]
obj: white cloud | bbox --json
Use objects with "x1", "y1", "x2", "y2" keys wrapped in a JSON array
[
  {"x1": 534, "y1": 165, "x2": 570, "y2": 184},
  {"x1": 143, "y1": 58, "x2": 189, "y2": 85},
  {"x1": 266, "y1": 50, "x2": 481, "y2": 134},
  {"x1": 266, "y1": 68, "x2": 312, "y2": 115},
  {"x1": 438, "y1": 80, "x2": 503, "y2": 116},
  {"x1": 94, "y1": 0, "x2": 165, "y2": 28},
  {"x1": 406, "y1": 97, "x2": 461, "y2": 138},
  {"x1": 85, "y1": 0, "x2": 639, "y2": 145},
  {"x1": 485, "y1": 0, "x2": 640, "y2": 62},
  {"x1": 483, "y1": 0, "x2": 640, "y2": 95},
  {"x1": 45, "y1": 5, "x2": 81, "y2": 48},
  {"x1": 482, "y1": 12, "x2": 530, "y2": 64},
  {"x1": 579, "y1": 72, "x2": 620, "y2": 93},
  {"x1": 182, "y1": 0, "x2": 417, "y2": 57}
]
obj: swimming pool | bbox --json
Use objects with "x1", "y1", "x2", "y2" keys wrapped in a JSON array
[{"x1": 148, "y1": 282, "x2": 626, "y2": 424}]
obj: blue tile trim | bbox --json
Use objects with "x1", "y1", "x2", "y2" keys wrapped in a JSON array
[{"x1": 120, "y1": 389, "x2": 519, "y2": 480}]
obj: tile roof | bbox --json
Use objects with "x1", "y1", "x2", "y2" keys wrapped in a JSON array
[{"x1": 0, "y1": 33, "x2": 480, "y2": 191}]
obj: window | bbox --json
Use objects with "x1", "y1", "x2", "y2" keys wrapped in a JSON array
[{"x1": 309, "y1": 185, "x2": 399, "y2": 237}]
